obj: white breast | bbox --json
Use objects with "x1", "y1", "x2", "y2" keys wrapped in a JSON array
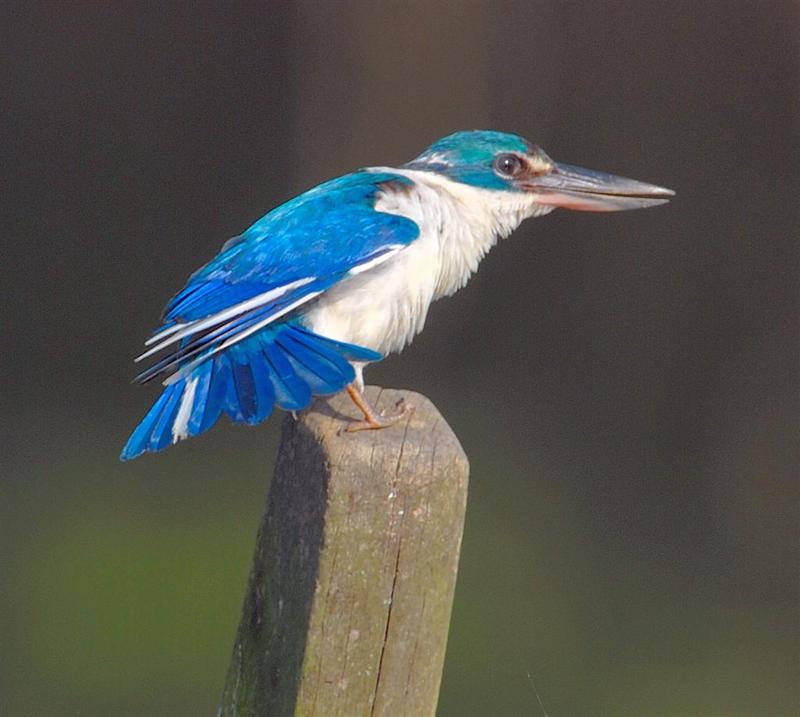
[{"x1": 303, "y1": 168, "x2": 547, "y2": 356}]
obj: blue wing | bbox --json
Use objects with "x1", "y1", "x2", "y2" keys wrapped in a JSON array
[
  {"x1": 134, "y1": 171, "x2": 418, "y2": 384},
  {"x1": 122, "y1": 171, "x2": 419, "y2": 460}
]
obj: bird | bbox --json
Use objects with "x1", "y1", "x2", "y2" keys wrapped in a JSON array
[{"x1": 121, "y1": 130, "x2": 673, "y2": 460}]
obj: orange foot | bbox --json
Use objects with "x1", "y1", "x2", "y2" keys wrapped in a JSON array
[{"x1": 343, "y1": 384, "x2": 413, "y2": 432}]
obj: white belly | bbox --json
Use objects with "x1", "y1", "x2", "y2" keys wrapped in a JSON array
[
  {"x1": 303, "y1": 230, "x2": 440, "y2": 355},
  {"x1": 302, "y1": 167, "x2": 542, "y2": 358}
]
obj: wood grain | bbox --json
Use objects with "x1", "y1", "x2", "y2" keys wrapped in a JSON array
[{"x1": 220, "y1": 387, "x2": 469, "y2": 717}]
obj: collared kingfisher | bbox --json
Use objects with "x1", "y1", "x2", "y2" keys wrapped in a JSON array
[{"x1": 122, "y1": 130, "x2": 673, "y2": 460}]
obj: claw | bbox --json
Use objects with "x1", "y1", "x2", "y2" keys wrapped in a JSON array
[{"x1": 341, "y1": 385, "x2": 413, "y2": 433}]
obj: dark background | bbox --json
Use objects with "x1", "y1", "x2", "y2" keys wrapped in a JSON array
[{"x1": 3, "y1": 2, "x2": 798, "y2": 715}]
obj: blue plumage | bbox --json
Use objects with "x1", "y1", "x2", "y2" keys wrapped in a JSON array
[
  {"x1": 404, "y1": 130, "x2": 532, "y2": 190},
  {"x1": 187, "y1": 359, "x2": 226, "y2": 436},
  {"x1": 122, "y1": 171, "x2": 412, "y2": 459},
  {"x1": 123, "y1": 130, "x2": 673, "y2": 459},
  {"x1": 122, "y1": 323, "x2": 381, "y2": 460},
  {"x1": 163, "y1": 172, "x2": 418, "y2": 325}
]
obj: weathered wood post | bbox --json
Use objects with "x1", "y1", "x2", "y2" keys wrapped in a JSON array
[{"x1": 219, "y1": 386, "x2": 469, "y2": 717}]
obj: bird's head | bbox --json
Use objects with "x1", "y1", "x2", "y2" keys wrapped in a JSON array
[{"x1": 405, "y1": 130, "x2": 674, "y2": 212}]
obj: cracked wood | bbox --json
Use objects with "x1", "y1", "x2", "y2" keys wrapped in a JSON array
[{"x1": 220, "y1": 387, "x2": 469, "y2": 717}]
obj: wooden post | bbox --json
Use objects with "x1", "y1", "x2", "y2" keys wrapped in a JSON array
[{"x1": 219, "y1": 387, "x2": 469, "y2": 717}]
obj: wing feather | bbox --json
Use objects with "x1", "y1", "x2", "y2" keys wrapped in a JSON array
[{"x1": 135, "y1": 172, "x2": 418, "y2": 384}]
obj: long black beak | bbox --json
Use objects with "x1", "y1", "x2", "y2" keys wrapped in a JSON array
[{"x1": 522, "y1": 162, "x2": 675, "y2": 212}]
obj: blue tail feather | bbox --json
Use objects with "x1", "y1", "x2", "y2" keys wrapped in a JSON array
[
  {"x1": 276, "y1": 333, "x2": 353, "y2": 394},
  {"x1": 260, "y1": 339, "x2": 312, "y2": 410},
  {"x1": 121, "y1": 382, "x2": 183, "y2": 460},
  {"x1": 225, "y1": 348, "x2": 274, "y2": 424},
  {"x1": 149, "y1": 384, "x2": 184, "y2": 452},
  {"x1": 291, "y1": 326, "x2": 382, "y2": 362},
  {"x1": 187, "y1": 359, "x2": 223, "y2": 436},
  {"x1": 246, "y1": 350, "x2": 277, "y2": 422},
  {"x1": 121, "y1": 323, "x2": 377, "y2": 460}
]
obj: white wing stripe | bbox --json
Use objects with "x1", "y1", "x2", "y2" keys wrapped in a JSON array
[
  {"x1": 217, "y1": 291, "x2": 323, "y2": 352},
  {"x1": 347, "y1": 245, "x2": 405, "y2": 276},
  {"x1": 136, "y1": 276, "x2": 315, "y2": 362},
  {"x1": 171, "y1": 376, "x2": 198, "y2": 443},
  {"x1": 144, "y1": 321, "x2": 185, "y2": 346},
  {"x1": 163, "y1": 291, "x2": 323, "y2": 385}
]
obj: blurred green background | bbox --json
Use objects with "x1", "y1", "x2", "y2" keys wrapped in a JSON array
[{"x1": 3, "y1": 2, "x2": 797, "y2": 715}]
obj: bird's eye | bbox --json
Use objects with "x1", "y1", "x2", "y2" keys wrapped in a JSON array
[{"x1": 493, "y1": 153, "x2": 525, "y2": 178}]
